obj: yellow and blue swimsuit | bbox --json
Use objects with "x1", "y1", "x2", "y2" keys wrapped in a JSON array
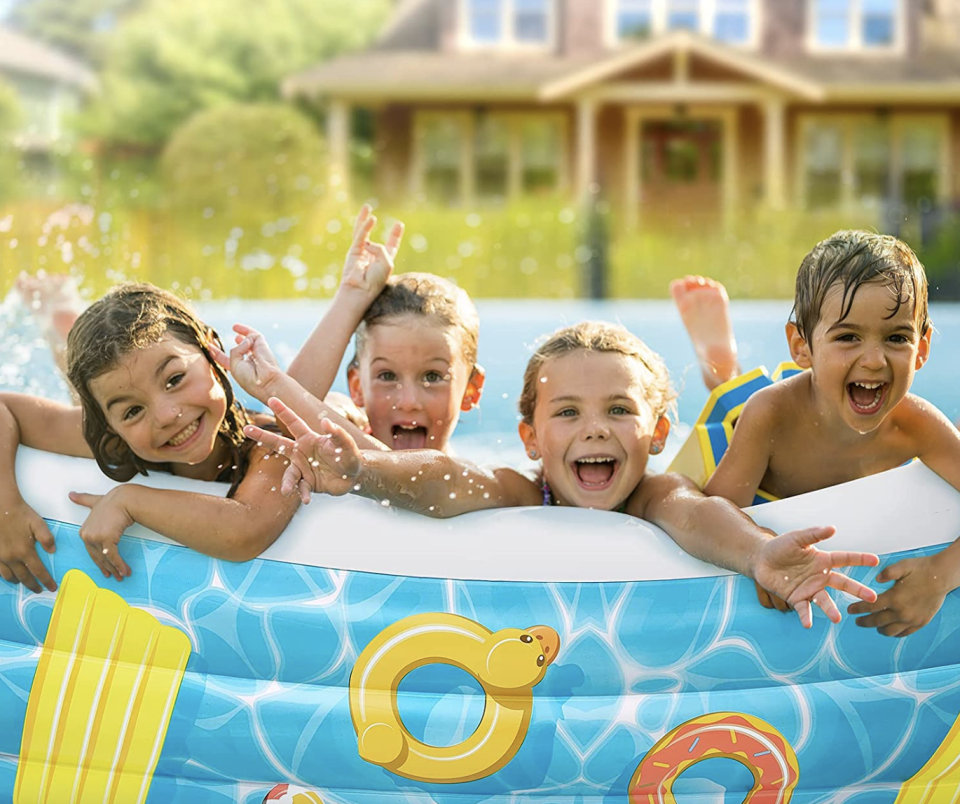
[{"x1": 668, "y1": 363, "x2": 803, "y2": 506}]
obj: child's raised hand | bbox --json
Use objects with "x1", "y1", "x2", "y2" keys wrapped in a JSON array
[
  {"x1": 0, "y1": 498, "x2": 57, "y2": 593},
  {"x1": 847, "y1": 555, "x2": 949, "y2": 637},
  {"x1": 244, "y1": 396, "x2": 362, "y2": 503},
  {"x1": 210, "y1": 324, "x2": 283, "y2": 400},
  {"x1": 340, "y1": 204, "x2": 404, "y2": 296},
  {"x1": 752, "y1": 525, "x2": 879, "y2": 628},
  {"x1": 69, "y1": 488, "x2": 133, "y2": 582}
]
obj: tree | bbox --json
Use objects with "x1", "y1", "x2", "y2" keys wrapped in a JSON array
[
  {"x1": 7, "y1": 0, "x2": 144, "y2": 64},
  {"x1": 81, "y1": 0, "x2": 389, "y2": 148},
  {"x1": 0, "y1": 79, "x2": 22, "y2": 201}
]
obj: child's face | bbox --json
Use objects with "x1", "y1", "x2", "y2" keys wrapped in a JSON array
[
  {"x1": 88, "y1": 334, "x2": 229, "y2": 472},
  {"x1": 791, "y1": 280, "x2": 931, "y2": 434},
  {"x1": 519, "y1": 349, "x2": 668, "y2": 509},
  {"x1": 348, "y1": 315, "x2": 483, "y2": 453}
]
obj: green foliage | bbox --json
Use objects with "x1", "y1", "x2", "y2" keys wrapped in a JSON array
[
  {"x1": 160, "y1": 103, "x2": 325, "y2": 225},
  {"x1": 0, "y1": 80, "x2": 23, "y2": 202},
  {"x1": 82, "y1": 0, "x2": 389, "y2": 147},
  {"x1": 7, "y1": 0, "x2": 143, "y2": 64}
]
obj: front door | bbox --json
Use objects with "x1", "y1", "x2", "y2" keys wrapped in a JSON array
[{"x1": 640, "y1": 120, "x2": 722, "y2": 227}]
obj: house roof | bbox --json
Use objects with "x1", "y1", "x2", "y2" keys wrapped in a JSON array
[
  {"x1": 0, "y1": 26, "x2": 97, "y2": 91},
  {"x1": 285, "y1": 22, "x2": 960, "y2": 104}
]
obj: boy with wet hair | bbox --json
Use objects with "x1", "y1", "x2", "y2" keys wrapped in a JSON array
[{"x1": 704, "y1": 230, "x2": 960, "y2": 637}]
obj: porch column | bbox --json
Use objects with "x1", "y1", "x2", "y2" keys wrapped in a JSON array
[
  {"x1": 327, "y1": 99, "x2": 351, "y2": 200},
  {"x1": 763, "y1": 98, "x2": 787, "y2": 210},
  {"x1": 721, "y1": 109, "x2": 740, "y2": 229},
  {"x1": 576, "y1": 98, "x2": 597, "y2": 200},
  {"x1": 624, "y1": 110, "x2": 641, "y2": 230}
]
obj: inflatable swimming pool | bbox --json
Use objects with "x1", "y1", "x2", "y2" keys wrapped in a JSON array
[{"x1": 4, "y1": 445, "x2": 960, "y2": 803}]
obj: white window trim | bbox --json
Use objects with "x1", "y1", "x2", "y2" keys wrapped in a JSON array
[
  {"x1": 412, "y1": 111, "x2": 569, "y2": 205},
  {"x1": 604, "y1": 0, "x2": 762, "y2": 49},
  {"x1": 458, "y1": 0, "x2": 558, "y2": 52},
  {"x1": 795, "y1": 112, "x2": 950, "y2": 210},
  {"x1": 805, "y1": 0, "x2": 907, "y2": 56}
]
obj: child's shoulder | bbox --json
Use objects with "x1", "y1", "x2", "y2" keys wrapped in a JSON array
[
  {"x1": 738, "y1": 373, "x2": 809, "y2": 424},
  {"x1": 891, "y1": 393, "x2": 956, "y2": 437}
]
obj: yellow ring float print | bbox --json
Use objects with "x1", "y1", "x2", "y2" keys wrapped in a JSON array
[{"x1": 349, "y1": 612, "x2": 561, "y2": 784}]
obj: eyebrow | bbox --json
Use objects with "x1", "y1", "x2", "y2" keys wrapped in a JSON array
[
  {"x1": 105, "y1": 355, "x2": 180, "y2": 411},
  {"x1": 371, "y1": 357, "x2": 450, "y2": 366},
  {"x1": 549, "y1": 394, "x2": 635, "y2": 404},
  {"x1": 826, "y1": 321, "x2": 916, "y2": 334}
]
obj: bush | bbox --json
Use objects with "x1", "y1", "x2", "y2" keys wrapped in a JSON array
[{"x1": 160, "y1": 102, "x2": 325, "y2": 226}]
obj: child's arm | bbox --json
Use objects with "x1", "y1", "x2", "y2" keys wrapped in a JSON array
[
  {"x1": 210, "y1": 325, "x2": 387, "y2": 451},
  {"x1": 632, "y1": 472, "x2": 879, "y2": 627},
  {"x1": 286, "y1": 205, "x2": 404, "y2": 400},
  {"x1": 848, "y1": 402, "x2": 960, "y2": 637},
  {"x1": 67, "y1": 446, "x2": 301, "y2": 579},
  {"x1": 703, "y1": 392, "x2": 776, "y2": 507},
  {"x1": 0, "y1": 394, "x2": 91, "y2": 592},
  {"x1": 244, "y1": 397, "x2": 540, "y2": 513}
]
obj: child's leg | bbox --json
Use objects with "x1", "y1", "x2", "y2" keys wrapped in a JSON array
[
  {"x1": 670, "y1": 275, "x2": 740, "y2": 391},
  {"x1": 15, "y1": 272, "x2": 84, "y2": 381}
]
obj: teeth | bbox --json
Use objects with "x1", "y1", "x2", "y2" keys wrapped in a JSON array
[
  {"x1": 167, "y1": 418, "x2": 199, "y2": 447},
  {"x1": 853, "y1": 382, "x2": 883, "y2": 390},
  {"x1": 852, "y1": 387, "x2": 883, "y2": 410},
  {"x1": 577, "y1": 457, "x2": 614, "y2": 464},
  {"x1": 398, "y1": 424, "x2": 420, "y2": 430}
]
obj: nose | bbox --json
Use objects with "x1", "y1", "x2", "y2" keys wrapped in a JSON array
[
  {"x1": 582, "y1": 413, "x2": 610, "y2": 440},
  {"x1": 394, "y1": 382, "x2": 423, "y2": 412},
  {"x1": 859, "y1": 342, "x2": 887, "y2": 371},
  {"x1": 155, "y1": 399, "x2": 181, "y2": 427}
]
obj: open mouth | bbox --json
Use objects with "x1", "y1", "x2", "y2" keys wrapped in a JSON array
[
  {"x1": 392, "y1": 423, "x2": 428, "y2": 450},
  {"x1": 847, "y1": 381, "x2": 888, "y2": 416},
  {"x1": 165, "y1": 416, "x2": 202, "y2": 449},
  {"x1": 572, "y1": 456, "x2": 618, "y2": 489}
]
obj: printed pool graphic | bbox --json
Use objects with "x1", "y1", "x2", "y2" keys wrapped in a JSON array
[{"x1": 3, "y1": 448, "x2": 960, "y2": 803}]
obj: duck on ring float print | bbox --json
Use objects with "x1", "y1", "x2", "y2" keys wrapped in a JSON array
[{"x1": 4, "y1": 440, "x2": 960, "y2": 802}]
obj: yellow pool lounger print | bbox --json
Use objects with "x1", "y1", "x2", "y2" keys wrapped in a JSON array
[{"x1": 3, "y1": 445, "x2": 960, "y2": 802}]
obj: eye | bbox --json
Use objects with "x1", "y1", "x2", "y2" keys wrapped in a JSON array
[
  {"x1": 122, "y1": 405, "x2": 143, "y2": 422},
  {"x1": 424, "y1": 371, "x2": 444, "y2": 384},
  {"x1": 537, "y1": 655, "x2": 545, "y2": 666},
  {"x1": 520, "y1": 634, "x2": 533, "y2": 643},
  {"x1": 835, "y1": 333, "x2": 857, "y2": 342},
  {"x1": 555, "y1": 408, "x2": 577, "y2": 418},
  {"x1": 610, "y1": 405, "x2": 631, "y2": 415},
  {"x1": 165, "y1": 372, "x2": 185, "y2": 390},
  {"x1": 888, "y1": 334, "x2": 910, "y2": 344},
  {"x1": 377, "y1": 370, "x2": 397, "y2": 382}
]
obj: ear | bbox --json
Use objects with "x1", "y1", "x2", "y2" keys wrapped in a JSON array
[
  {"x1": 916, "y1": 324, "x2": 932, "y2": 371},
  {"x1": 650, "y1": 415, "x2": 670, "y2": 454},
  {"x1": 518, "y1": 420, "x2": 539, "y2": 460},
  {"x1": 347, "y1": 364, "x2": 365, "y2": 409},
  {"x1": 786, "y1": 322, "x2": 812, "y2": 369},
  {"x1": 460, "y1": 364, "x2": 486, "y2": 412}
]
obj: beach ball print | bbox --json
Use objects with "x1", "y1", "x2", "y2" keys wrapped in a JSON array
[{"x1": 262, "y1": 784, "x2": 325, "y2": 803}]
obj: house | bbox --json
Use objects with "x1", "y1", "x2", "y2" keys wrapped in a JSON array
[
  {"x1": 0, "y1": 25, "x2": 96, "y2": 152},
  {"x1": 285, "y1": 0, "x2": 960, "y2": 228}
]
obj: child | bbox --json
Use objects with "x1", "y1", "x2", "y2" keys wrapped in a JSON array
[
  {"x1": 285, "y1": 205, "x2": 484, "y2": 454},
  {"x1": 247, "y1": 321, "x2": 880, "y2": 629},
  {"x1": 0, "y1": 282, "x2": 367, "y2": 594},
  {"x1": 699, "y1": 231, "x2": 960, "y2": 637}
]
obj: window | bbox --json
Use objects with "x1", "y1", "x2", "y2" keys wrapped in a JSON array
[
  {"x1": 666, "y1": 0, "x2": 699, "y2": 31},
  {"x1": 617, "y1": 0, "x2": 654, "y2": 39},
  {"x1": 612, "y1": 0, "x2": 757, "y2": 46},
  {"x1": 422, "y1": 119, "x2": 464, "y2": 205},
  {"x1": 469, "y1": 0, "x2": 502, "y2": 43},
  {"x1": 463, "y1": 0, "x2": 553, "y2": 47},
  {"x1": 475, "y1": 117, "x2": 510, "y2": 201},
  {"x1": 519, "y1": 119, "x2": 562, "y2": 193},
  {"x1": 801, "y1": 116, "x2": 947, "y2": 212},
  {"x1": 810, "y1": 0, "x2": 902, "y2": 51}
]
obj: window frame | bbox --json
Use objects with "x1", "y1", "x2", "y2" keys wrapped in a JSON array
[
  {"x1": 458, "y1": 0, "x2": 558, "y2": 51},
  {"x1": 605, "y1": 0, "x2": 762, "y2": 49},
  {"x1": 805, "y1": 0, "x2": 907, "y2": 56}
]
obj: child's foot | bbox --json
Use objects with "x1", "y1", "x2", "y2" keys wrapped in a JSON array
[
  {"x1": 670, "y1": 275, "x2": 740, "y2": 391},
  {"x1": 15, "y1": 271, "x2": 84, "y2": 341}
]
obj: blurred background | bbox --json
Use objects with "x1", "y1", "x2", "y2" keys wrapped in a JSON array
[{"x1": 0, "y1": 0, "x2": 959, "y2": 303}]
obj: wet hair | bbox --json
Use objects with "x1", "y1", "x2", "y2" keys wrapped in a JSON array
[
  {"x1": 791, "y1": 230, "x2": 929, "y2": 344},
  {"x1": 518, "y1": 321, "x2": 676, "y2": 424},
  {"x1": 353, "y1": 272, "x2": 480, "y2": 370},
  {"x1": 65, "y1": 283, "x2": 250, "y2": 496}
]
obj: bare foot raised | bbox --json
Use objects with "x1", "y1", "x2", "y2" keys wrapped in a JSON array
[
  {"x1": 670, "y1": 275, "x2": 740, "y2": 391},
  {"x1": 15, "y1": 271, "x2": 85, "y2": 384}
]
